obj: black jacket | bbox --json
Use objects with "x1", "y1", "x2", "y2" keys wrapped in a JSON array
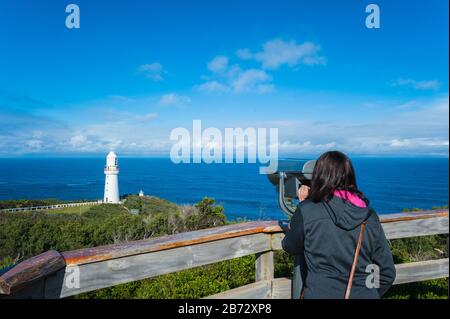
[{"x1": 282, "y1": 196, "x2": 396, "y2": 299}]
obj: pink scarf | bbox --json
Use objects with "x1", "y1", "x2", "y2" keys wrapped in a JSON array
[{"x1": 333, "y1": 190, "x2": 367, "y2": 208}]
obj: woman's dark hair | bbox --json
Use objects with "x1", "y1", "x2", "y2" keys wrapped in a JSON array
[{"x1": 309, "y1": 151, "x2": 367, "y2": 203}]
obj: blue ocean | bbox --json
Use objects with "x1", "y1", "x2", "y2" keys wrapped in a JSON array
[{"x1": 0, "y1": 157, "x2": 448, "y2": 220}]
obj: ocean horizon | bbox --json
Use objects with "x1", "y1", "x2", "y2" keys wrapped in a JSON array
[{"x1": 0, "y1": 157, "x2": 448, "y2": 220}]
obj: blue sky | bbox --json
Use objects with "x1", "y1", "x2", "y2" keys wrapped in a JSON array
[{"x1": 0, "y1": 0, "x2": 448, "y2": 157}]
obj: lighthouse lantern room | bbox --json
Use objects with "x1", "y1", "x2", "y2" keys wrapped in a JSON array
[{"x1": 103, "y1": 151, "x2": 120, "y2": 203}]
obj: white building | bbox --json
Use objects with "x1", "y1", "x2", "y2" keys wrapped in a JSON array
[{"x1": 103, "y1": 151, "x2": 120, "y2": 203}]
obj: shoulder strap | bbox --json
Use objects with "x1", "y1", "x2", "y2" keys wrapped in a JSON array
[{"x1": 344, "y1": 221, "x2": 367, "y2": 299}]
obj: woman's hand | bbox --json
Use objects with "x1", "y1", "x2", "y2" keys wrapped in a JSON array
[{"x1": 298, "y1": 185, "x2": 310, "y2": 202}]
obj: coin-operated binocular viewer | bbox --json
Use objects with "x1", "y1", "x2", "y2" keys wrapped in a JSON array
[
  {"x1": 266, "y1": 159, "x2": 316, "y2": 299},
  {"x1": 266, "y1": 160, "x2": 316, "y2": 217}
]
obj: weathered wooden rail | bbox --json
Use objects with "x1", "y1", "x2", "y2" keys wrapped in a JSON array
[{"x1": 0, "y1": 209, "x2": 448, "y2": 299}]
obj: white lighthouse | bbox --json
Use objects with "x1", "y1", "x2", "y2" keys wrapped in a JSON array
[{"x1": 103, "y1": 151, "x2": 120, "y2": 203}]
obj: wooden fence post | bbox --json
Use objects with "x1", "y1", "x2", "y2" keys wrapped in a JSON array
[{"x1": 255, "y1": 251, "x2": 274, "y2": 282}]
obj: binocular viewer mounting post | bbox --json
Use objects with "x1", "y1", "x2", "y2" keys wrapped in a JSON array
[{"x1": 265, "y1": 159, "x2": 316, "y2": 299}]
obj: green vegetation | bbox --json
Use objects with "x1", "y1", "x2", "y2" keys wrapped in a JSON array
[
  {"x1": 0, "y1": 196, "x2": 226, "y2": 266},
  {"x1": 79, "y1": 256, "x2": 256, "y2": 299},
  {"x1": 0, "y1": 199, "x2": 95, "y2": 210},
  {"x1": 384, "y1": 279, "x2": 448, "y2": 299},
  {"x1": 384, "y1": 222, "x2": 448, "y2": 299},
  {"x1": 0, "y1": 199, "x2": 447, "y2": 299},
  {"x1": 0, "y1": 199, "x2": 63, "y2": 209},
  {"x1": 123, "y1": 195, "x2": 226, "y2": 236},
  {"x1": 46, "y1": 205, "x2": 95, "y2": 215},
  {"x1": 0, "y1": 204, "x2": 142, "y2": 261}
]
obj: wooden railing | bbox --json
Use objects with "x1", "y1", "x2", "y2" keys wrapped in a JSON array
[
  {"x1": 0, "y1": 201, "x2": 101, "y2": 213},
  {"x1": 0, "y1": 209, "x2": 448, "y2": 299}
]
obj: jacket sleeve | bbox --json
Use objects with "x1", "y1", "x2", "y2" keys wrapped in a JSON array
[
  {"x1": 281, "y1": 206, "x2": 305, "y2": 256},
  {"x1": 371, "y1": 217, "x2": 396, "y2": 297}
]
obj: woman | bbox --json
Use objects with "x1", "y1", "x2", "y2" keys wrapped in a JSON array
[{"x1": 282, "y1": 151, "x2": 396, "y2": 299}]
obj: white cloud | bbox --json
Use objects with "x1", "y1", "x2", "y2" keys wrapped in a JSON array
[
  {"x1": 70, "y1": 134, "x2": 87, "y2": 148},
  {"x1": 101, "y1": 109, "x2": 158, "y2": 123},
  {"x1": 207, "y1": 56, "x2": 229, "y2": 74},
  {"x1": 106, "y1": 95, "x2": 136, "y2": 103},
  {"x1": 1, "y1": 89, "x2": 447, "y2": 157},
  {"x1": 391, "y1": 78, "x2": 442, "y2": 91},
  {"x1": 139, "y1": 113, "x2": 158, "y2": 121},
  {"x1": 197, "y1": 80, "x2": 230, "y2": 93},
  {"x1": 259, "y1": 95, "x2": 449, "y2": 156},
  {"x1": 389, "y1": 138, "x2": 449, "y2": 148},
  {"x1": 64, "y1": 109, "x2": 158, "y2": 153},
  {"x1": 159, "y1": 93, "x2": 191, "y2": 106},
  {"x1": 64, "y1": 121, "x2": 171, "y2": 154},
  {"x1": 235, "y1": 48, "x2": 252, "y2": 60},
  {"x1": 198, "y1": 56, "x2": 274, "y2": 94},
  {"x1": 198, "y1": 38, "x2": 325, "y2": 94},
  {"x1": 32, "y1": 131, "x2": 45, "y2": 139},
  {"x1": 26, "y1": 139, "x2": 44, "y2": 151},
  {"x1": 278, "y1": 140, "x2": 338, "y2": 153},
  {"x1": 138, "y1": 62, "x2": 165, "y2": 81},
  {"x1": 237, "y1": 38, "x2": 326, "y2": 69},
  {"x1": 68, "y1": 129, "x2": 124, "y2": 153},
  {"x1": 231, "y1": 69, "x2": 274, "y2": 93}
]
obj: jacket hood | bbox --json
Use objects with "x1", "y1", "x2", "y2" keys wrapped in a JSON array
[{"x1": 323, "y1": 196, "x2": 372, "y2": 230}]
